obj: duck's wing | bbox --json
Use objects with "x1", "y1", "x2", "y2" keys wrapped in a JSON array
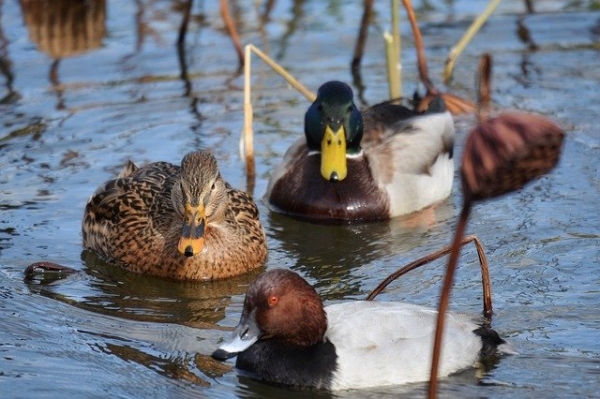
[
  {"x1": 362, "y1": 101, "x2": 421, "y2": 135},
  {"x1": 326, "y1": 301, "x2": 475, "y2": 343},
  {"x1": 325, "y1": 301, "x2": 481, "y2": 389},
  {"x1": 226, "y1": 183, "x2": 261, "y2": 229},
  {"x1": 361, "y1": 106, "x2": 455, "y2": 215},
  {"x1": 84, "y1": 161, "x2": 179, "y2": 234},
  {"x1": 362, "y1": 102, "x2": 455, "y2": 176}
]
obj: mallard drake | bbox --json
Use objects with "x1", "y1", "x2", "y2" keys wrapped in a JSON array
[
  {"x1": 266, "y1": 81, "x2": 455, "y2": 222},
  {"x1": 82, "y1": 150, "x2": 267, "y2": 280}
]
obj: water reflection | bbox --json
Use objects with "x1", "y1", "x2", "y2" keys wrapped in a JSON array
[
  {"x1": 2, "y1": 1, "x2": 599, "y2": 398},
  {"x1": 20, "y1": 0, "x2": 106, "y2": 109},
  {"x1": 25, "y1": 250, "x2": 262, "y2": 328},
  {"x1": 267, "y1": 201, "x2": 454, "y2": 299},
  {"x1": 102, "y1": 343, "x2": 230, "y2": 387},
  {"x1": 20, "y1": 0, "x2": 105, "y2": 59},
  {"x1": 0, "y1": 1, "x2": 17, "y2": 104},
  {"x1": 235, "y1": 376, "x2": 336, "y2": 399}
]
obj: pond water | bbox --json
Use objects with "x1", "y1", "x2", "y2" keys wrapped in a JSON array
[{"x1": 1, "y1": 1, "x2": 599, "y2": 398}]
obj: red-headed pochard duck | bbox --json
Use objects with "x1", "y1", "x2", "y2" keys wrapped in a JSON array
[{"x1": 213, "y1": 269, "x2": 513, "y2": 390}]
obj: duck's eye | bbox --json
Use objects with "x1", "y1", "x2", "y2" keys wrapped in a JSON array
[
  {"x1": 347, "y1": 105, "x2": 353, "y2": 113},
  {"x1": 268, "y1": 296, "x2": 279, "y2": 307},
  {"x1": 211, "y1": 182, "x2": 216, "y2": 191},
  {"x1": 241, "y1": 326, "x2": 250, "y2": 339}
]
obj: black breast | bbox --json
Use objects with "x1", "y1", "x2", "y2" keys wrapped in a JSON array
[{"x1": 235, "y1": 339, "x2": 338, "y2": 390}]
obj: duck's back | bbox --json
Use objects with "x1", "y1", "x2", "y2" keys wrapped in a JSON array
[
  {"x1": 361, "y1": 108, "x2": 456, "y2": 217},
  {"x1": 82, "y1": 161, "x2": 179, "y2": 269},
  {"x1": 325, "y1": 301, "x2": 482, "y2": 390}
]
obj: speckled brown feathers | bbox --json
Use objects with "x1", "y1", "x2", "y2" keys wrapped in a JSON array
[{"x1": 82, "y1": 150, "x2": 267, "y2": 280}]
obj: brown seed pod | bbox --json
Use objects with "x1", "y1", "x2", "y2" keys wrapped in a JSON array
[{"x1": 461, "y1": 112, "x2": 565, "y2": 202}]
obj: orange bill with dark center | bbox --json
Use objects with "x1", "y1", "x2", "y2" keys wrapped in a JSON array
[{"x1": 178, "y1": 203, "x2": 205, "y2": 256}]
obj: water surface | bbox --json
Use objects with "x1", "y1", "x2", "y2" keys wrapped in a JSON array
[{"x1": 1, "y1": 1, "x2": 599, "y2": 398}]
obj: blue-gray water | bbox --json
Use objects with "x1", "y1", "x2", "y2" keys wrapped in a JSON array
[{"x1": 1, "y1": 1, "x2": 599, "y2": 398}]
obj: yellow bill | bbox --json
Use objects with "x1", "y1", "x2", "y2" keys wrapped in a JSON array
[
  {"x1": 320, "y1": 125, "x2": 347, "y2": 181},
  {"x1": 178, "y1": 203, "x2": 206, "y2": 256}
]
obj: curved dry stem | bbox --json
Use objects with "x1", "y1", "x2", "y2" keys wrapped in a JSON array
[
  {"x1": 443, "y1": 0, "x2": 501, "y2": 84},
  {"x1": 474, "y1": 235, "x2": 493, "y2": 319},
  {"x1": 241, "y1": 44, "x2": 315, "y2": 187},
  {"x1": 366, "y1": 234, "x2": 492, "y2": 319},
  {"x1": 401, "y1": 0, "x2": 432, "y2": 90},
  {"x1": 415, "y1": 91, "x2": 476, "y2": 114},
  {"x1": 246, "y1": 44, "x2": 315, "y2": 102},
  {"x1": 402, "y1": 0, "x2": 475, "y2": 115},
  {"x1": 220, "y1": 0, "x2": 244, "y2": 69},
  {"x1": 242, "y1": 45, "x2": 255, "y2": 187},
  {"x1": 351, "y1": 0, "x2": 374, "y2": 73},
  {"x1": 428, "y1": 200, "x2": 472, "y2": 398},
  {"x1": 477, "y1": 53, "x2": 493, "y2": 122},
  {"x1": 440, "y1": 93, "x2": 476, "y2": 114}
]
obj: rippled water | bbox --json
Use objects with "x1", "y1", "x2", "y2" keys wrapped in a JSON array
[{"x1": 1, "y1": 1, "x2": 599, "y2": 398}]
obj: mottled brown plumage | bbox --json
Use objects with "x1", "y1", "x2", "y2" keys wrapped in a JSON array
[{"x1": 82, "y1": 151, "x2": 267, "y2": 280}]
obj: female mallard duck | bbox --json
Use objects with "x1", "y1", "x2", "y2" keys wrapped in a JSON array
[
  {"x1": 266, "y1": 81, "x2": 455, "y2": 222},
  {"x1": 82, "y1": 150, "x2": 267, "y2": 280}
]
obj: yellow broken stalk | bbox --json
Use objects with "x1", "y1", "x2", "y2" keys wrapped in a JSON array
[{"x1": 241, "y1": 44, "x2": 315, "y2": 183}]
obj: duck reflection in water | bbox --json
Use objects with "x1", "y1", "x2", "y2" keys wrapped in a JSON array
[{"x1": 19, "y1": 0, "x2": 106, "y2": 110}]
